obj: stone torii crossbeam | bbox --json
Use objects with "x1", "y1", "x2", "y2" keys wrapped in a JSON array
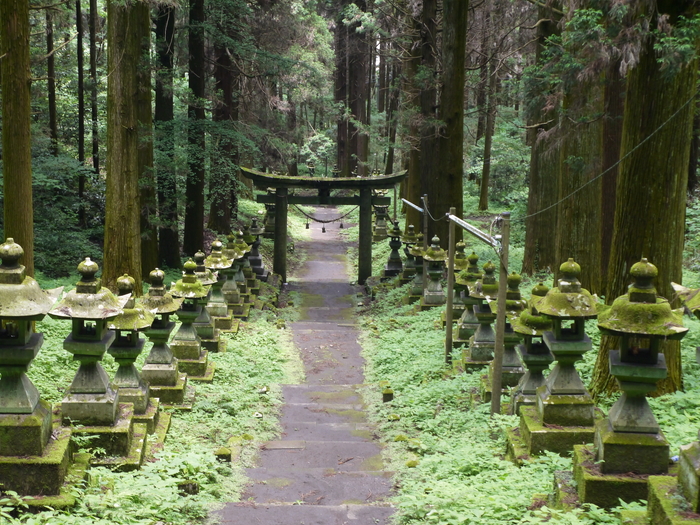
[{"x1": 240, "y1": 167, "x2": 407, "y2": 284}]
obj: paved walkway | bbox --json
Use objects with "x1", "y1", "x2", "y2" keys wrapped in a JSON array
[{"x1": 220, "y1": 206, "x2": 394, "y2": 524}]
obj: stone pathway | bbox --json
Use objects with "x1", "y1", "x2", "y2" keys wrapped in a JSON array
[{"x1": 219, "y1": 206, "x2": 394, "y2": 524}]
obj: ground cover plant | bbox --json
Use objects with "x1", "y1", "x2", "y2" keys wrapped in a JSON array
[{"x1": 355, "y1": 252, "x2": 700, "y2": 524}]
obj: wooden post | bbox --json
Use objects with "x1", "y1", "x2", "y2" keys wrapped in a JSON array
[
  {"x1": 421, "y1": 194, "x2": 429, "y2": 296},
  {"x1": 445, "y1": 207, "x2": 456, "y2": 365},
  {"x1": 491, "y1": 212, "x2": 510, "y2": 415},
  {"x1": 274, "y1": 187, "x2": 288, "y2": 282},
  {"x1": 359, "y1": 187, "x2": 372, "y2": 284}
]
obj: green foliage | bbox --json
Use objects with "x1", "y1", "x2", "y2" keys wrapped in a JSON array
[{"x1": 653, "y1": 15, "x2": 700, "y2": 76}]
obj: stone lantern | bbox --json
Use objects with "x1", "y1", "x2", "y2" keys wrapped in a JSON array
[
  {"x1": 204, "y1": 240, "x2": 236, "y2": 332},
  {"x1": 248, "y1": 217, "x2": 270, "y2": 282},
  {"x1": 193, "y1": 250, "x2": 222, "y2": 353},
  {"x1": 107, "y1": 274, "x2": 156, "y2": 416},
  {"x1": 453, "y1": 252, "x2": 483, "y2": 348},
  {"x1": 231, "y1": 231, "x2": 253, "y2": 299},
  {"x1": 49, "y1": 257, "x2": 129, "y2": 426},
  {"x1": 382, "y1": 221, "x2": 403, "y2": 278},
  {"x1": 406, "y1": 234, "x2": 425, "y2": 304},
  {"x1": 332, "y1": 164, "x2": 340, "y2": 178},
  {"x1": 514, "y1": 258, "x2": 598, "y2": 457},
  {"x1": 595, "y1": 259, "x2": 685, "y2": 471},
  {"x1": 140, "y1": 268, "x2": 189, "y2": 408},
  {"x1": 0, "y1": 239, "x2": 72, "y2": 496},
  {"x1": 399, "y1": 225, "x2": 418, "y2": 285},
  {"x1": 464, "y1": 261, "x2": 498, "y2": 366},
  {"x1": 0, "y1": 239, "x2": 61, "y2": 446},
  {"x1": 419, "y1": 236, "x2": 447, "y2": 310},
  {"x1": 372, "y1": 205, "x2": 389, "y2": 241},
  {"x1": 171, "y1": 259, "x2": 214, "y2": 381},
  {"x1": 242, "y1": 226, "x2": 261, "y2": 295},
  {"x1": 509, "y1": 282, "x2": 553, "y2": 415},
  {"x1": 445, "y1": 242, "x2": 469, "y2": 325},
  {"x1": 222, "y1": 235, "x2": 251, "y2": 319}
]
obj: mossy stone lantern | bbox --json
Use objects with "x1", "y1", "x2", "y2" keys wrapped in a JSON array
[
  {"x1": 205, "y1": 240, "x2": 235, "y2": 331},
  {"x1": 595, "y1": 258, "x2": 686, "y2": 474},
  {"x1": 193, "y1": 250, "x2": 220, "y2": 352},
  {"x1": 383, "y1": 221, "x2": 403, "y2": 278},
  {"x1": 465, "y1": 261, "x2": 498, "y2": 363},
  {"x1": 0, "y1": 238, "x2": 61, "y2": 455},
  {"x1": 49, "y1": 257, "x2": 129, "y2": 425},
  {"x1": 231, "y1": 231, "x2": 252, "y2": 296},
  {"x1": 263, "y1": 190, "x2": 276, "y2": 238},
  {"x1": 222, "y1": 234, "x2": 244, "y2": 308},
  {"x1": 107, "y1": 274, "x2": 155, "y2": 414},
  {"x1": 140, "y1": 269, "x2": 187, "y2": 404},
  {"x1": 399, "y1": 225, "x2": 419, "y2": 283},
  {"x1": 408, "y1": 234, "x2": 425, "y2": 301},
  {"x1": 421, "y1": 236, "x2": 447, "y2": 307},
  {"x1": 170, "y1": 259, "x2": 212, "y2": 379},
  {"x1": 489, "y1": 272, "x2": 527, "y2": 387},
  {"x1": 248, "y1": 218, "x2": 269, "y2": 281},
  {"x1": 372, "y1": 205, "x2": 389, "y2": 241},
  {"x1": 535, "y1": 258, "x2": 598, "y2": 426},
  {"x1": 445, "y1": 243, "x2": 469, "y2": 323},
  {"x1": 454, "y1": 252, "x2": 483, "y2": 345},
  {"x1": 509, "y1": 282, "x2": 554, "y2": 415}
]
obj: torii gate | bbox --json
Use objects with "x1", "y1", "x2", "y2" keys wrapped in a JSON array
[{"x1": 240, "y1": 167, "x2": 408, "y2": 284}]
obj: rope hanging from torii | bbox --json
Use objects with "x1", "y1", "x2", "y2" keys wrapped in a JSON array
[{"x1": 292, "y1": 204, "x2": 358, "y2": 232}]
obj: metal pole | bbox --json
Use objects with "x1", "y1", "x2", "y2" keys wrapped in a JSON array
[
  {"x1": 445, "y1": 207, "x2": 456, "y2": 365},
  {"x1": 491, "y1": 212, "x2": 510, "y2": 415}
]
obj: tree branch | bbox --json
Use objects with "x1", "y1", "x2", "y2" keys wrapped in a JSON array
[
  {"x1": 42, "y1": 33, "x2": 77, "y2": 60},
  {"x1": 522, "y1": 0, "x2": 564, "y2": 16}
]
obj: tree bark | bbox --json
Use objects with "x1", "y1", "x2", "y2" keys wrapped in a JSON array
[
  {"x1": 89, "y1": 0, "x2": 99, "y2": 173},
  {"x1": 403, "y1": 13, "x2": 423, "y2": 230},
  {"x1": 154, "y1": 3, "x2": 180, "y2": 269},
  {"x1": 137, "y1": 4, "x2": 157, "y2": 281},
  {"x1": 183, "y1": 0, "x2": 206, "y2": 255},
  {"x1": 590, "y1": 1, "x2": 698, "y2": 397},
  {"x1": 1, "y1": 0, "x2": 34, "y2": 276},
  {"x1": 688, "y1": 96, "x2": 700, "y2": 193},
  {"x1": 522, "y1": 4, "x2": 561, "y2": 276},
  {"x1": 46, "y1": 9, "x2": 58, "y2": 156},
  {"x1": 348, "y1": 0, "x2": 368, "y2": 176},
  {"x1": 335, "y1": 3, "x2": 349, "y2": 176},
  {"x1": 433, "y1": 0, "x2": 468, "y2": 243},
  {"x1": 77, "y1": 0, "x2": 87, "y2": 226},
  {"x1": 478, "y1": 48, "x2": 497, "y2": 212},
  {"x1": 103, "y1": 0, "x2": 149, "y2": 293}
]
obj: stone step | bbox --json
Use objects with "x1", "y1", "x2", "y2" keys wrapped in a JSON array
[
  {"x1": 280, "y1": 421, "x2": 376, "y2": 442},
  {"x1": 257, "y1": 440, "x2": 384, "y2": 472},
  {"x1": 281, "y1": 384, "x2": 363, "y2": 405},
  {"x1": 243, "y1": 467, "x2": 394, "y2": 505},
  {"x1": 280, "y1": 403, "x2": 368, "y2": 426},
  {"x1": 218, "y1": 502, "x2": 394, "y2": 524}
]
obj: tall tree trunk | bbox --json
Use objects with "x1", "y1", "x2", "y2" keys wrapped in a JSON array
[
  {"x1": 475, "y1": 14, "x2": 489, "y2": 144},
  {"x1": 46, "y1": 9, "x2": 58, "y2": 156},
  {"x1": 688, "y1": 96, "x2": 700, "y2": 193},
  {"x1": 384, "y1": 62, "x2": 400, "y2": 175},
  {"x1": 89, "y1": 0, "x2": 99, "y2": 173},
  {"x1": 433, "y1": 0, "x2": 468, "y2": 243},
  {"x1": 377, "y1": 35, "x2": 386, "y2": 114},
  {"x1": 600, "y1": 58, "x2": 624, "y2": 289},
  {"x1": 590, "y1": 1, "x2": 698, "y2": 397},
  {"x1": 1, "y1": 0, "x2": 34, "y2": 276},
  {"x1": 137, "y1": 5, "x2": 157, "y2": 280},
  {"x1": 348, "y1": 0, "x2": 368, "y2": 176},
  {"x1": 77, "y1": 0, "x2": 87, "y2": 226},
  {"x1": 103, "y1": 0, "x2": 148, "y2": 293},
  {"x1": 419, "y1": 0, "x2": 439, "y2": 237},
  {"x1": 403, "y1": 13, "x2": 423, "y2": 230},
  {"x1": 183, "y1": 0, "x2": 206, "y2": 255},
  {"x1": 522, "y1": 4, "x2": 561, "y2": 276},
  {"x1": 478, "y1": 51, "x2": 497, "y2": 212},
  {"x1": 335, "y1": 3, "x2": 349, "y2": 176},
  {"x1": 208, "y1": 44, "x2": 233, "y2": 234},
  {"x1": 154, "y1": 4, "x2": 180, "y2": 269}
]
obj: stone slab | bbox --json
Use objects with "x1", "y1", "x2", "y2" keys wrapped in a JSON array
[
  {"x1": 281, "y1": 384, "x2": 362, "y2": 405},
  {"x1": 243, "y1": 467, "x2": 393, "y2": 505},
  {"x1": 257, "y1": 440, "x2": 384, "y2": 472},
  {"x1": 280, "y1": 403, "x2": 368, "y2": 426},
  {"x1": 648, "y1": 475, "x2": 700, "y2": 525},
  {"x1": 218, "y1": 503, "x2": 395, "y2": 524},
  {"x1": 281, "y1": 421, "x2": 376, "y2": 442}
]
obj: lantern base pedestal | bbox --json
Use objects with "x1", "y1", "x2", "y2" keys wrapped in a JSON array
[
  {"x1": 512, "y1": 405, "x2": 597, "y2": 456},
  {"x1": 0, "y1": 415, "x2": 71, "y2": 496},
  {"x1": 0, "y1": 399, "x2": 52, "y2": 456},
  {"x1": 570, "y1": 444, "x2": 658, "y2": 508},
  {"x1": 179, "y1": 354, "x2": 215, "y2": 383},
  {"x1": 404, "y1": 292, "x2": 422, "y2": 305},
  {"x1": 537, "y1": 385, "x2": 596, "y2": 427},
  {"x1": 647, "y1": 475, "x2": 700, "y2": 524},
  {"x1": 213, "y1": 313, "x2": 237, "y2": 332},
  {"x1": 151, "y1": 374, "x2": 193, "y2": 409},
  {"x1": 131, "y1": 398, "x2": 161, "y2": 434},
  {"x1": 229, "y1": 302, "x2": 252, "y2": 320},
  {"x1": 142, "y1": 361, "x2": 179, "y2": 387},
  {"x1": 678, "y1": 440, "x2": 700, "y2": 512},
  {"x1": 60, "y1": 385, "x2": 119, "y2": 426},
  {"x1": 65, "y1": 402, "x2": 137, "y2": 455},
  {"x1": 465, "y1": 340, "x2": 494, "y2": 363},
  {"x1": 595, "y1": 418, "x2": 669, "y2": 475}
]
